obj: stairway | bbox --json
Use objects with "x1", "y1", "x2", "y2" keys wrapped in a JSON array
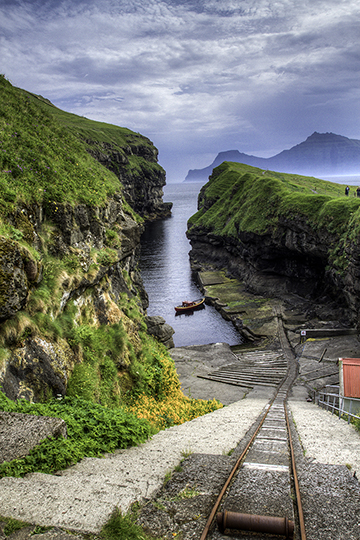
[{"x1": 198, "y1": 350, "x2": 288, "y2": 388}]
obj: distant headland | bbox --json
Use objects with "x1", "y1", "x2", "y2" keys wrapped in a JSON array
[{"x1": 185, "y1": 132, "x2": 360, "y2": 182}]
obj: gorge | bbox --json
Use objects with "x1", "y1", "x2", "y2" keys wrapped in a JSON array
[{"x1": 1, "y1": 73, "x2": 360, "y2": 423}]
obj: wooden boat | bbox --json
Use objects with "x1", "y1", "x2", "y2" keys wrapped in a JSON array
[{"x1": 174, "y1": 297, "x2": 205, "y2": 313}]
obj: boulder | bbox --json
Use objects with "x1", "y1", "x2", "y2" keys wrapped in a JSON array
[
  {"x1": 0, "y1": 338, "x2": 75, "y2": 402},
  {"x1": 145, "y1": 316, "x2": 175, "y2": 348},
  {"x1": 0, "y1": 237, "x2": 39, "y2": 321},
  {"x1": 0, "y1": 411, "x2": 67, "y2": 464}
]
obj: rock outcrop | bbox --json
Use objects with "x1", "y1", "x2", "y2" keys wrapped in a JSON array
[
  {"x1": 0, "y1": 412, "x2": 67, "y2": 464},
  {"x1": 0, "y1": 237, "x2": 39, "y2": 320},
  {"x1": 0, "y1": 195, "x2": 149, "y2": 401},
  {"x1": 86, "y1": 139, "x2": 172, "y2": 221},
  {"x1": 145, "y1": 316, "x2": 175, "y2": 349}
]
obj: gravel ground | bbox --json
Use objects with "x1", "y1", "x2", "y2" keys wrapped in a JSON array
[
  {"x1": 138, "y1": 392, "x2": 360, "y2": 540},
  {"x1": 289, "y1": 398, "x2": 360, "y2": 473}
]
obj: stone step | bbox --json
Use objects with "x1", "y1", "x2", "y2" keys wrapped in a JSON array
[{"x1": 198, "y1": 374, "x2": 283, "y2": 388}]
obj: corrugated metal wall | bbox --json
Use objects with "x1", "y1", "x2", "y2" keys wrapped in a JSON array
[{"x1": 342, "y1": 358, "x2": 360, "y2": 399}]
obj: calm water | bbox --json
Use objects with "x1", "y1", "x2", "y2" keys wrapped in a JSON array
[{"x1": 139, "y1": 182, "x2": 242, "y2": 347}]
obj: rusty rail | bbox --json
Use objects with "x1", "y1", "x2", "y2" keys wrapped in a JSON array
[
  {"x1": 199, "y1": 399, "x2": 274, "y2": 540},
  {"x1": 200, "y1": 312, "x2": 307, "y2": 539},
  {"x1": 285, "y1": 403, "x2": 307, "y2": 540}
]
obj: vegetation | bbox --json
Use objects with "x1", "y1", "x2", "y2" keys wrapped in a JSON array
[
  {"x1": 0, "y1": 74, "x2": 120, "y2": 210},
  {"x1": 188, "y1": 162, "x2": 360, "y2": 237},
  {"x1": 187, "y1": 161, "x2": 360, "y2": 273},
  {"x1": 19, "y1": 86, "x2": 154, "y2": 152},
  {"x1": 0, "y1": 280, "x2": 221, "y2": 477},
  {"x1": 352, "y1": 416, "x2": 360, "y2": 433},
  {"x1": 0, "y1": 75, "x2": 222, "y2": 480},
  {"x1": 0, "y1": 509, "x2": 160, "y2": 540},
  {"x1": 99, "y1": 508, "x2": 162, "y2": 540},
  {"x1": 0, "y1": 393, "x2": 154, "y2": 477},
  {"x1": 18, "y1": 83, "x2": 165, "y2": 204}
]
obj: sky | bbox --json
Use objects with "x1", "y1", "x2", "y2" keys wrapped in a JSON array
[{"x1": 1, "y1": 0, "x2": 360, "y2": 182}]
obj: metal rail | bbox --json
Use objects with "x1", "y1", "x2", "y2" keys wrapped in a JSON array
[
  {"x1": 318, "y1": 386, "x2": 360, "y2": 423},
  {"x1": 199, "y1": 398, "x2": 275, "y2": 540},
  {"x1": 200, "y1": 313, "x2": 307, "y2": 539},
  {"x1": 285, "y1": 403, "x2": 307, "y2": 540}
]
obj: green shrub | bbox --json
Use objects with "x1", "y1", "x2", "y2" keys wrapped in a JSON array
[
  {"x1": 0, "y1": 393, "x2": 154, "y2": 477},
  {"x1": 97, "y1": 248, "x2": 119, "y2": 266}
]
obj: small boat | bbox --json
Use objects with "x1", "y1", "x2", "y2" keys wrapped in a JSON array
[{"x1": 174, "y1": 298, "x2": 205, "y2": 313}]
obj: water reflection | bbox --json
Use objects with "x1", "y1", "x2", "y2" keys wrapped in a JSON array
[{"x1": 139, "y1": 182, "x2": 242, "y2": 347}]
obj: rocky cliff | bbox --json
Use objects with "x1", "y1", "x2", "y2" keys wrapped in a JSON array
[
  {"x1": 187, "y1": 162, "x2": 360, "y2": 327},
  {"x1": 85, "y1": 138, "x2": 172, "y2": 221},
  {"x1": 0, "y1": 75, "x2": 173, "y2": 404}
]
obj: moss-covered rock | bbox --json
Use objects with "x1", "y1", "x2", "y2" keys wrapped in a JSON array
[
  {"x1": 1, "y1": 337, "x2": 75, "y2": 401},
  {"x1": 0, "y1": 237, "x2": 40, "y2": 320}
]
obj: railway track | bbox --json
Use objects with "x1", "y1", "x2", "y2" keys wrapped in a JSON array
[
  {"x1": 137, "y1": 315, "x2": 359, "y2": 539},
  {"x1": 199, "y1": 317, "x2": 306, "y2": 540}
]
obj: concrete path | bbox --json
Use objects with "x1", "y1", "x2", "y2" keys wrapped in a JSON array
[{"x1": 0, "y1": 396, "x2": 269, "y2": 533}]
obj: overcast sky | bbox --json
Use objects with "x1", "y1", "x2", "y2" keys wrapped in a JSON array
[{"x1": 1, "y1": 0, "x2": 359, "y2": 182}]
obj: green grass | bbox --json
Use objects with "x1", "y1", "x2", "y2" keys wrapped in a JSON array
[
  {"x1": 20, "y1": 87, "x2": 154, "y2": 152},
  {"x1": 0, "y1": 75, "x2": 122, "y2": 211},
  {"x1": 188, "y1": 162, "x2": 360, "y2": 276},
  {"x1": 0, "y1": 393, "x2": 155, "y2": 478},
  {"x1": 100, "y1": 508, "x2": 162, "y2": 540},
  {"x1": 0, "y1": 516, "x2": 29, "y2": 536},
  {"x1": 0, "y1": 509, "x2": 161, "y2": 540}
]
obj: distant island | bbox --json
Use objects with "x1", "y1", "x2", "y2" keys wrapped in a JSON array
[{"x1": 185, "y1": 132, "x2": 360, "y2": 182}]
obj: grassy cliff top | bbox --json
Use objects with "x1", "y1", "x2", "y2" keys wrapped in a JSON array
[
  {"x1": 0, "y1": 75, "x2": 159, "y2": 214},
  {"x1": 188, "y1": 161, "x2": 360, "y2": 239},
  {"x1": 20, "y1": 87, "x2": 155, "y2": 152}
]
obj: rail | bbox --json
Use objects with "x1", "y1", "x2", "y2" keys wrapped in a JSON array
[
  {"x1": 200, "y1": 312, "x2": 306, "y2": 539},
  {"x1": 318, "y1": 385, "x2": 360, "y2": 423}
]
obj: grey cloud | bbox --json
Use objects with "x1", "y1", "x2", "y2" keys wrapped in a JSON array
[{"x1": 0, "y1": 0, "x2": 359, "y2": 181}]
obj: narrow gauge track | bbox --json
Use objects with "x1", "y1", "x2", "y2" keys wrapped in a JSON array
[{"x1": 200, "y1": 315, "x2": 306, "y2": 540}]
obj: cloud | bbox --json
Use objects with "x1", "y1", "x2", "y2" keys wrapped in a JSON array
[{"x1": 0, "y1": 0, "x2": 359, "y2": 180}]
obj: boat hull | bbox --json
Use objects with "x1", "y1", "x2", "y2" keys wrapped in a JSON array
[{"x1": 174, "y1": 298, "x2": 205, "y2": 313}]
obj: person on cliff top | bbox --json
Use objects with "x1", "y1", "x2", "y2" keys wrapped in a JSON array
[
  {"x1": 345, "y1": 186, "x2": 350, "y2": 196},
  {"x1": 357, "y1": 187, "x2": 360, "y2": 198}
]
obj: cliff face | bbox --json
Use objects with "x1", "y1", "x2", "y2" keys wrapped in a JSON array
[
  {"x1": 0, "y1": 76, "x2": 172, "y2": 404},
  {"x1": 86, "y1": 139, "x2": 172, "y2": 221},
  {"x1": 187, "y1": 163, "x2": 360, "y2": 326},
  {"x1": 0, "y1": 196, "x2": 147, "y2": 401}
]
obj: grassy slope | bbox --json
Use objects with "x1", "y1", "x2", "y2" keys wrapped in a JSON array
[
  {"x1": 0, "y1": 76, "x2": 124, "y2": 210},
  {"x1": 20, "y1": 88, "x2": 153, "y2": 150},
  {"x1": 19, "y1": 87, "x2": 165, "y2": 182},
  {"x1": 0, "y1": 76, "x2": 222, "y2": 479},
  {"x1": 188, "y1": 162, "x2": 360, "y2": 241}
]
